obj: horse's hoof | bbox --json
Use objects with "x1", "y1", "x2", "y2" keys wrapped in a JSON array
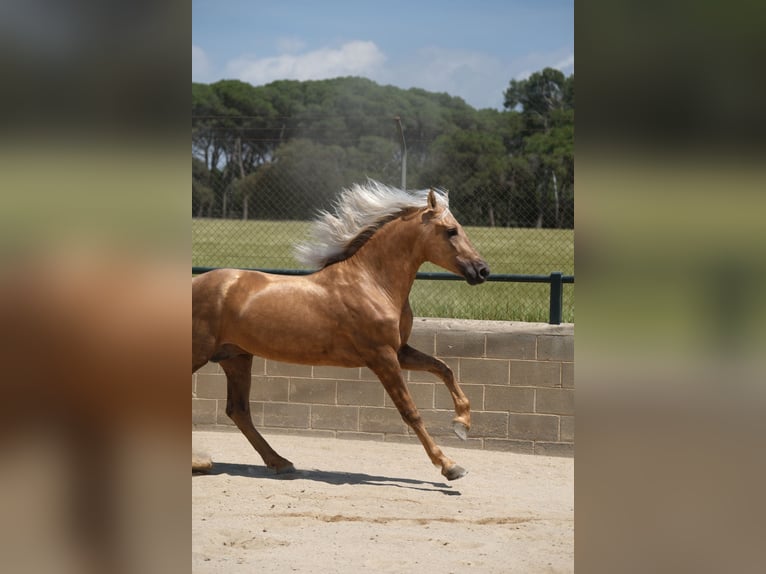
[
  {"x1": 268, "y1": 459, "x2": 295, "y2": 474},
  {"x1": 452, "y1": 421, "x2": 469, "y2": 441},
  {"x1": 192, "y1": 452, "x2": 213, "y2": 473},
  {"x1": 273, "y1": 462, "x2": 296, "y2": 474},
  {"x1": 443, "y1": 464, "x2": 468, "y2": 481}
]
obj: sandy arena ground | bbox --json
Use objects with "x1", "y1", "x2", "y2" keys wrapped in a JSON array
[{"x1": 192, "y1": 429, "x2": 573, "y2": 573}]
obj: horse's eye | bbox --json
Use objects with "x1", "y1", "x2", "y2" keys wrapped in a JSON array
[{"x1": 446, "y1": 228, "x2": 458, "y2": 238}]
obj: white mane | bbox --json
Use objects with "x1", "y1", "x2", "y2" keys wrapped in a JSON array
[{"x1": 294, "y1": 180, "x2": 449, "y2": 269}]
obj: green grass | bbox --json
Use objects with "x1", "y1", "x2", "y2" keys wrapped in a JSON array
[{"x1": 193, "y1": 218, "x2": 574, "y2": 322}]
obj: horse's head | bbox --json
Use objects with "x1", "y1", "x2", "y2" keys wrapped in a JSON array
[{"x1": 421, "y1": 189, "x2": 490, "y2": 285}]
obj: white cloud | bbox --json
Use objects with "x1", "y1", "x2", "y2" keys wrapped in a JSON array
[
  {"x1": 276, "y1": 36, "x2": 306, "y2": 54},
  {"x1": 553, "y1": 53, "x2": 575, "y2": 73},
  {"x1": 515, "y1": 50, "x2": 574, "y2": 81},
  {"x1": 225, "y1": 40, "x2": 386, "y2": 85},
  {"x1": 392, "y1": 47, "x2": 574, "y2": 109},
  {"x1": 374, "y1": 46, "x2": 509, "y2": 110},
  {"x1": 192, "y1": 44, "x2": 211, "y2": 81},
  {"x1": 214, "y1": 40, "x2": 572, "y2": 111}
]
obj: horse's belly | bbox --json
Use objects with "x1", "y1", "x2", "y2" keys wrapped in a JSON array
[{"x1": 240, "y1": 324, "x2": 364, "y2": 366}]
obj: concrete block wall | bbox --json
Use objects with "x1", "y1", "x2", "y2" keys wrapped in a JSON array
[{"x1": 192, "y1": 319, "x2": 574, "y2": 456}]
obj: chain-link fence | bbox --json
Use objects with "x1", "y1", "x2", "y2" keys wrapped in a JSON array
[{"x1": 192, "y1": 115, "x2": 573, "y2": 322}]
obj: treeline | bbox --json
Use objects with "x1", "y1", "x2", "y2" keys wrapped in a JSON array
[{"x1": 192, "y1": 68, "x2": 573, "y2": 228}]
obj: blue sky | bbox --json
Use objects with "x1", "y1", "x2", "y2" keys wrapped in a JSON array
[{"x1": 192, "y1": 1, "x2": 573, "y2": 110}]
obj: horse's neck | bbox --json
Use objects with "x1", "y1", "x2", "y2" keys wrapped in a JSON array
[{"x1": 345, "y1": 218, "x2": 425, "y2": 303}]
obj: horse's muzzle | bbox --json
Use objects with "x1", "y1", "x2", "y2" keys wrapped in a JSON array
[{"x1": 463, "y1": 260, "x2": 490, "y2": 285}]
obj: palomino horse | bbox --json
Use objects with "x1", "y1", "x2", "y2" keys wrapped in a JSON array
[{"x1": 192, "y1": 181, "x2": 490, "y2": 480}]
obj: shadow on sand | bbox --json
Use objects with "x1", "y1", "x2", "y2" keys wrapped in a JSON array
[{"x1": 195, "y1": 462, "x2": 461, "y2": 496}]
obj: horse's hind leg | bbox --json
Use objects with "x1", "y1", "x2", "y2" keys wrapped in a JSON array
[
  {"x1": 219, "y1": 354, "x2": 295, "y2": 474},
  {"x1": 192, "y1": 331, "x2": 216, "y2": 373},
  {"x1": 398, "y1": 344, "x2": 471, "y2": 441}
]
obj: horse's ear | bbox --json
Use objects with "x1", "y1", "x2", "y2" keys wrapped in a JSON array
[{"x1": 427, "y1": 188, "x2": 437, "y2": 210}]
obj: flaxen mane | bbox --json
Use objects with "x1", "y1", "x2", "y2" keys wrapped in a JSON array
[{"x1": 294, "y1": 180, "x2": 449, "y2": 269}]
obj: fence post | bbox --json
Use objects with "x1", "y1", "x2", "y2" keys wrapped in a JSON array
[
  {"x1": 549, "y1": 271, "x2": 563, "y2": 325},
  {"x1": 394, "y1": 116, "x2": 407, "y2": 190}
]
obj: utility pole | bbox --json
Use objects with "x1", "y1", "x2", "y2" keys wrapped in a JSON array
[{"x1": 394, "y1": 116, "x2": 407, "y2": 190}]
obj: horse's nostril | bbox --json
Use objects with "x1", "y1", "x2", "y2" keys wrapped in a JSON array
[{"x1": 480, "y1": 265, "x2": 490, "y2": 278}]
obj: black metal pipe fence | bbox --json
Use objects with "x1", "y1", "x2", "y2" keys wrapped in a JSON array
[{"x1": 192, "y1": 267, "x2": 574, "y2": 325}]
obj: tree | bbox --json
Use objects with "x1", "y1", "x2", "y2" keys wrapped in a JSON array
[
  {"x1": 416, "y1": 129, "x2": 507, "y2": 226},
  {"x1": 504, "y1": 69, "x2": 562, "y2": 110},
  {"x1": 192, "y1": 83, "x2": 226, "y2": 170},
  {"x1": 192, "y1": 157, "x2": 214, "y2": 217},
  {"x1": 253, "y1": 139, "x2": 347, "y2": 219},
  {"x1": 524, "y1": 116, "x2": 574, "y2": 227},
  {"x1": 503, "y1": 68, "x2": 574, "y2": 228},
  {"x1": 191, "y1": 71, "x2": 573, "y2": 228},
  {"x1": 230, "y1": 171, "x2": 260, "y2": 220}
]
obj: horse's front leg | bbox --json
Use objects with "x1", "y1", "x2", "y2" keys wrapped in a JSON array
[
  {"x1": 368, "y1": 348, "x2": 467, "y2": 481},
  {"x1": 398, "y1": 344, "x2": 471, "y2": 441}
]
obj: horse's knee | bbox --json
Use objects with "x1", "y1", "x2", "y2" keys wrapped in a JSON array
[
  {"x1": 399, "y1": 409, "x2": 422, "y2": 428},
  {"x1": 430, "y1": 362, "x2": 454, "y2": 382},
  {"x1": 225, "y1": 403, "x2": 237, "y2": 420},
  {"x1": 225, "y1": 401, "x2": 250, "y2": 421}
]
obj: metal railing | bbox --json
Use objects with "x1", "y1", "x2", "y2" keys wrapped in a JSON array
[{"x1": 192, "y1": 267, "x2": 574, "y2": 325}]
